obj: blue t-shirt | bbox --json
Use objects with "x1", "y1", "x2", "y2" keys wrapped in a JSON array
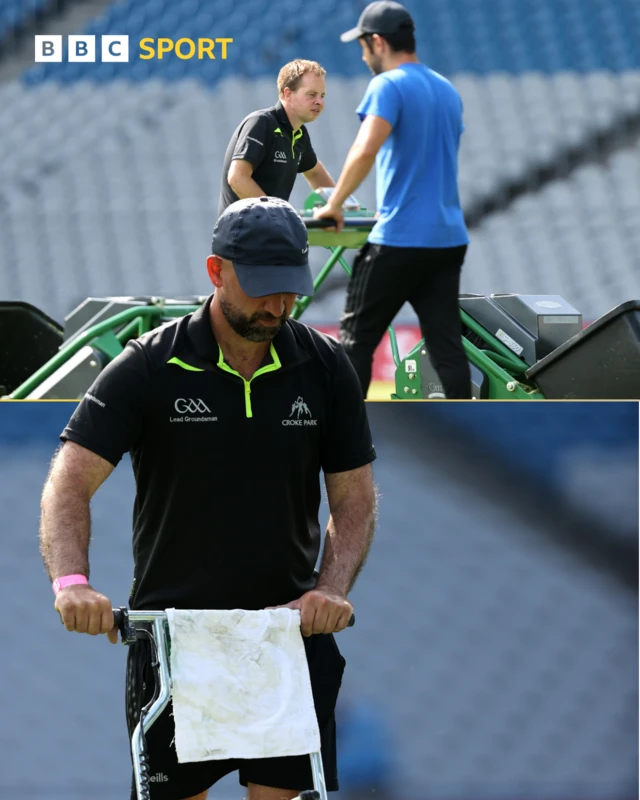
[{"x1": 356, "y1": 63, "x2": 469, "y2": 248}]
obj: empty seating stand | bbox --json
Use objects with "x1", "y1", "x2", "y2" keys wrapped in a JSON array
[
  {"x1": 0, "y1": 0, "x2": 637, "y2": 329},
  {"x1": 0, "y1": 0, "x2": 53, "y2": 43}
]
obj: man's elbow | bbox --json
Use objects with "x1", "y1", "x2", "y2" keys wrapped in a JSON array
[
  {"x1": 227, "y1": 170, "x2": 241, "y2": 195},
  {"x1": 364, "y1": 481, "x2": 379, "y2": 523},
  {"x1": 41, "y1": 466, "x2": 63, "y2": 507},
  {"x1": 40, "y1": 479, "x2": 53, "y2": 517},
  {"x1": 303, "y1": 166, "x2": 320, "y2": 184},
  {"x1": 228, "y1": 162, "x2": 252, "y2": 194},
  {"x1": 41, "y1": 476, "x2": 84, "y2": 511},
  {"x1": 338, "y1": 487, "x2": 378, "y2": 525}
]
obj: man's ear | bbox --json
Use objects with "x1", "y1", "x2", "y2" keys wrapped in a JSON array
[
  {"x1": 372, "y1": 33, "x2": 385, "y2": 53},
  {"x1": 207, "y1": 255, "x2": 223, "y2": 288}
]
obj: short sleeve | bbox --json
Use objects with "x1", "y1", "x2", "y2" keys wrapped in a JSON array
[
  {"x1": 356, "y1": 75, "x2": 401, "y2": 128},
  {"x1": 231, "y1": 115, "x2": 271, "y2": 168},
  {"x1": 321, "y1": 345, "x2": 376, "y2": 473},
  {"x1": 60, "y1": 340, "x2": 150, "y2": 467},
  {"x1": 298, "y1": 132, "x2": 318, "y2": 173}
]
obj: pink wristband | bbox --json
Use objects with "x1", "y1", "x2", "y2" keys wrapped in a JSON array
[{"x1": 52, "y1": 574, "x2": 88, "y2": 595}]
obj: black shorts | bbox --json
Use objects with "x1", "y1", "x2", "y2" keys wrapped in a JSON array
[{"x1": 125, "y1": 631, "x2": 346, "y2": 799}]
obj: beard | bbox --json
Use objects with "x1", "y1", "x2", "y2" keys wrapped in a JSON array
[{"x1": 219, "y1": 295, "x2": 287, "y2": 342}]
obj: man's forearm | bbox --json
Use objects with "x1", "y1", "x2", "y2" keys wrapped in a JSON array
[
  {"x1": 330, "y1": 146, "x2": 376, "y2": 208},
  {"x1": 306, "y1": 162, "x2": 335, "y2": 190},
  {"x1": 316, "y1": 496, "x2": 377, "y2": 596},
  {"x1": 40, "y1": 483, "x2": 92, "y2": 581},
  {"x1": 229, "y1": 172, "x2": 267, "y2": 200}
]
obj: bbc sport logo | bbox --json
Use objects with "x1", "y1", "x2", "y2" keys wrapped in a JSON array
[
  {"x1": 35, "y1": 35, "x2": 128, "y2": 62},
  {"x1": 34, "y1": 35, "x2": 233, "y2": 63}
]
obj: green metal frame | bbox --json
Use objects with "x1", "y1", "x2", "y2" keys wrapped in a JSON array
[
  {"x1": 393, "y1": 335, "x2": 543, "y2": 400},
  {"x1": 5, "y1": 192, "x2": 545, "y2": 401},
  {"x1": 8, "y1": 305, "x2": 199, "y2": 399},
  {"x1": 290, "y1": 234, "x2": 402, "y2": 369},
  {"x1": 392, "y1": 309, "x2": 544, "y2": 400}
]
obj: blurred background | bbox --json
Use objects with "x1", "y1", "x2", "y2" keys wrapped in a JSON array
[
  {"x1": 0, "y1": 401, "x2": 637, "y2": 800},
  {"x1": 0, "y1": 0, "x2": 638, "y2": 350}
]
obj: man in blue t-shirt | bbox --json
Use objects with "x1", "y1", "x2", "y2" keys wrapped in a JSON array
[{"x1": 315, "y1": 1, "x2": 471, "y2": 398}]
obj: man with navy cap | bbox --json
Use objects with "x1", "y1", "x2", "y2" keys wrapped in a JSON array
[
  {"x1": 206, "y1": 196, "x2": 317, "y2": 367},
  {"x1": 315, "y1": 1, "x2": 472, "y2": 399},
  {"x1": 41, "y1": 196, "x2": 377, "y2": 800}
]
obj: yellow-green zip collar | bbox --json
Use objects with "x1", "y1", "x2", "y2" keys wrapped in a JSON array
[
  {"x1": 216, "y1": 343, "x2": 281, "y2": 418},
  {"x1": 167, "y1": 356, "x2": 205, "y2": 372},
  {"x1": 292, "y1": 128, "x2": 303, "y2": 159}
]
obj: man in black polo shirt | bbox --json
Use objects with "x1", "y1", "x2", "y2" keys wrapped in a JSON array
[
  {"x1": 40, "y1": 197, "x2": 377, "y2": 800},
  {"x1": 218, "y1": 60, "x2": 335, "y2": 216}
]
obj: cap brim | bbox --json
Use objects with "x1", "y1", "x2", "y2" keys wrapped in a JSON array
[
  {"x1": 233, "y1": 262, "x2": 315, "y2": 298},
  {"x1": 340, "y1": 26, "x2": 364, "y2": 42}
]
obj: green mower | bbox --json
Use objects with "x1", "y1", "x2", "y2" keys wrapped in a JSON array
[{"x1": 1, "y1": 192, "x2": 638, "y2": 400}]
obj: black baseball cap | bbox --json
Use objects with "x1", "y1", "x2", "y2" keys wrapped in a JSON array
[
  {"x1": 340, "y1": 1, "x2": 415, "y2": 43},
  {"x1": 211, "y1": 197, "x2": 314, "y2": 298}
]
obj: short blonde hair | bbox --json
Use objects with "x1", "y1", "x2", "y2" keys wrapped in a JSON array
[{"x1": 277, "y1": 59, "x2": 326, "y2": 97}]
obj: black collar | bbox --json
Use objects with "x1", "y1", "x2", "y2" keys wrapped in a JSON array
[
  {"x1": 186, "y1": 294, "x2": 312, "y2": 371},
  {"x1": 186, "y1": 294, "x2": 218, "y2": 364},
  {"x1": 274, "y1": 100, "x2": 294, "y2": 133}
]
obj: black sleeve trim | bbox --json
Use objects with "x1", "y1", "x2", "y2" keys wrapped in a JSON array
[
  {"x1": 322, "y1": 447, "x2": 377, "y2": 475},
  {"x1": 60, "y1": 430, "x2": 124, "y2": 468},
  {"x1": 232, "y1": 115, "x2": 271, "y2": 169}
]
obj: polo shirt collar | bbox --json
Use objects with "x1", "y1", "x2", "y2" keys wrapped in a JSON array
[
  {"x1": 186, "y1": 294, "x2": 218, "y2": 364},
  {"x1": 274, "y1": 100, "x2": 294, "y2": 134},
  {"x1": 186, "y1": 294, "x2": 311, "y2": 370}
]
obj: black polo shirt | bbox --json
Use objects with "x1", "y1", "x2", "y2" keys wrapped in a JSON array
[
  {"x1": 61, "y1": 297, "x2": 375, "y2": 612},
  {"x1": 218, "y1": 100, "x2": 318, "y2": 216}
]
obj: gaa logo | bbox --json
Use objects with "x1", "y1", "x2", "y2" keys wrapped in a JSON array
[
  {"x1": 274, "y1": 151, "x2": 287, "y2": 159},
  {"x1": 174, "y1": 398, "x2": 212, "y2": 414},
  {"x1": 34, "y1": 35, "x2": 129, "y2": 62}
]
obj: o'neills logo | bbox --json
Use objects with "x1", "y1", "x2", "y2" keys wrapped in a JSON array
[{"x1": 282, "y1": 396, "x2": 317, "y2": 427}]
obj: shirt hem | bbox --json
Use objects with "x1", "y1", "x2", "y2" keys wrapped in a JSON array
[{"x1": 321, "y1": 447, "x2": 376, "y2": 474}]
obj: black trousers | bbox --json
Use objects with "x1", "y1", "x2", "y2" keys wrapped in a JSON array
[{"x1": 339, "y1": 243, "x2": 472, "y2": 399}]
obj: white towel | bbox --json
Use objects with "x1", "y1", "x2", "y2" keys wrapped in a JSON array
[{"x1": 165, "y1": 608, "x2": 321, "y2": 763}]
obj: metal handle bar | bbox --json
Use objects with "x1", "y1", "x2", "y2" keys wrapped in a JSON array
[
  {"x1": 113, "y1": 607, "x2": 355, "y2": 636},
  {"x1": 113, "y1": 609, "x2": 167, "y2": 626}
]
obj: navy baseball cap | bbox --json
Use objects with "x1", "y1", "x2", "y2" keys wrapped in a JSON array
[
  {"x1": 211, "y1": 197, "x2": 314, "y2": 298},
  {"x1": 340, "y1": 1, "x2": 414, "y2": 42}
]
